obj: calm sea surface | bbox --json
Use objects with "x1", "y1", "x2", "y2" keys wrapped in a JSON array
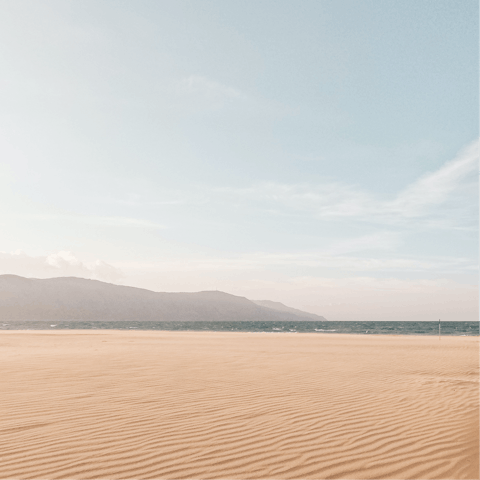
[{"x1": 1, "y1": 320, "x2": 478, "y2": 335}]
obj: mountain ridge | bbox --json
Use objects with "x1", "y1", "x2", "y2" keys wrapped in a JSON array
[
  {"x1": 252, "y1": 299, "x2": 324, "y2": 321},
  {"x1": 0, "y1": 275, "x2": 327, "y2": 322}
]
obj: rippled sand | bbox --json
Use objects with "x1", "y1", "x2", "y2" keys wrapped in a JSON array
[{"x1": 0, "y1": 331, "x2": 478, "y2": 479}]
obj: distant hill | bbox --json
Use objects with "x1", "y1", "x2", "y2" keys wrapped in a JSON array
[
  {"x1": 0, "y1": 275, "x2": 327, "y2": 322},
  {"x1": 252, "y1": 300, "x2": 326, "y2": 321}
]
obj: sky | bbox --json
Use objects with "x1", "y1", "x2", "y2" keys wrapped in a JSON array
[{"x1": 0, "y1": 0, "x2": 478, "y2": 321}]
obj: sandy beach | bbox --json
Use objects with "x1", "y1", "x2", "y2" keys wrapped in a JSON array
[{"x1": 0, "y1": 331, "x2": 478, "y2": 480}]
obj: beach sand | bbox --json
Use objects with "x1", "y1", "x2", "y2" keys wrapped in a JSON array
[{"x1": 0, "y1": 331, "x2": 478, "y2": 480}]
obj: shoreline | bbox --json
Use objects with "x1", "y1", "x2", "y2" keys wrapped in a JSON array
[{"x1": 0, "y1": 328, "x2": 478, "y2": 337}]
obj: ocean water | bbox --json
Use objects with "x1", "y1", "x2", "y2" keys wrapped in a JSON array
[{"x1": 0, "y1": 320, "x2": 478, "y2": 335}]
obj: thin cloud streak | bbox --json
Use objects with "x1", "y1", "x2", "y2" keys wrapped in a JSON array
[
  {"x1": 173, "y1": 75, "x2": 247, "y2": 112},
  {"x1": 100, "y1": 141, "x2": 477, "y2": 235},
  {"x1": 216, "y1": 140, "x2": 478, "y2": 228},
  {"x1": 389, "y1": 141, "x2": 478, "y2": 217},
  {"x1": 32, "y1": 213, "x2": 167, "y2": 229},
  {"x1": 179, "y1": 75, "x2": 244, "y2": 100},
  {"x1": 119, "y1": 252, "x2": 476, "y2": 274}
]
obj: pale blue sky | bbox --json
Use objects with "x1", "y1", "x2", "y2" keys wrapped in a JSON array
[{"x1": 0, "y1": 0, "x2": 478, "y2": 320}]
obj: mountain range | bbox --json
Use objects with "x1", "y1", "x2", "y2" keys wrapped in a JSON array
[{"x1": 0, "y1": 275, "x2": 326, "y2": 322}]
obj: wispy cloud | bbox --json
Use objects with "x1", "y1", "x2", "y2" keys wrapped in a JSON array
[
  {"x1": 216, "y1": 140, "x2": 478, "y2": 229},
  {"x1": 33, "y1": 213, "x2": 166, "y2": 229},
  {"x1": 179, "y1": 75, "x2": 244, "y2": 100},
  {"x1": 120, "y1": 251, "x2": 476, "y2": 274},
  {"x1": 385, "y1": 141, "x2": 478, "y2": 225},
  {"x1": 174, "y1": 75, "x2": 247, "y2": 111},
  {"x1": 216, "y1": 181, "x2": 374, "y2": 218},
  {"x1": 325, "y1": 232, "x2": 402, "y2": 255},
  {"x1": 0, "y1": 250, "x2": 123, "y2": 283},
  {"x1": 99, "y1": 141, "x2": 477, "y2": 235}
]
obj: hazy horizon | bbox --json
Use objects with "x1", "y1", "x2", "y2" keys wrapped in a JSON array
[{"x1": 0, "y1": 0, "x2": 478, "y2": 321}]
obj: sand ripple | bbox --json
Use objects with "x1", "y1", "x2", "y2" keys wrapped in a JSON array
[{"x1": 0, "y1": 331, "x2": 478, "y2": 479}]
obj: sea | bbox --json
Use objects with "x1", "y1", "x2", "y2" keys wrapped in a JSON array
[{"x1": 0, "y1": 320, "x2": 478, "y2": 335}]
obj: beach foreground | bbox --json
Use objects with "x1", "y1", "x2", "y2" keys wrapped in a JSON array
[{"x1": 0, "y1": 331, "x2": 478, "y2": 480}]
